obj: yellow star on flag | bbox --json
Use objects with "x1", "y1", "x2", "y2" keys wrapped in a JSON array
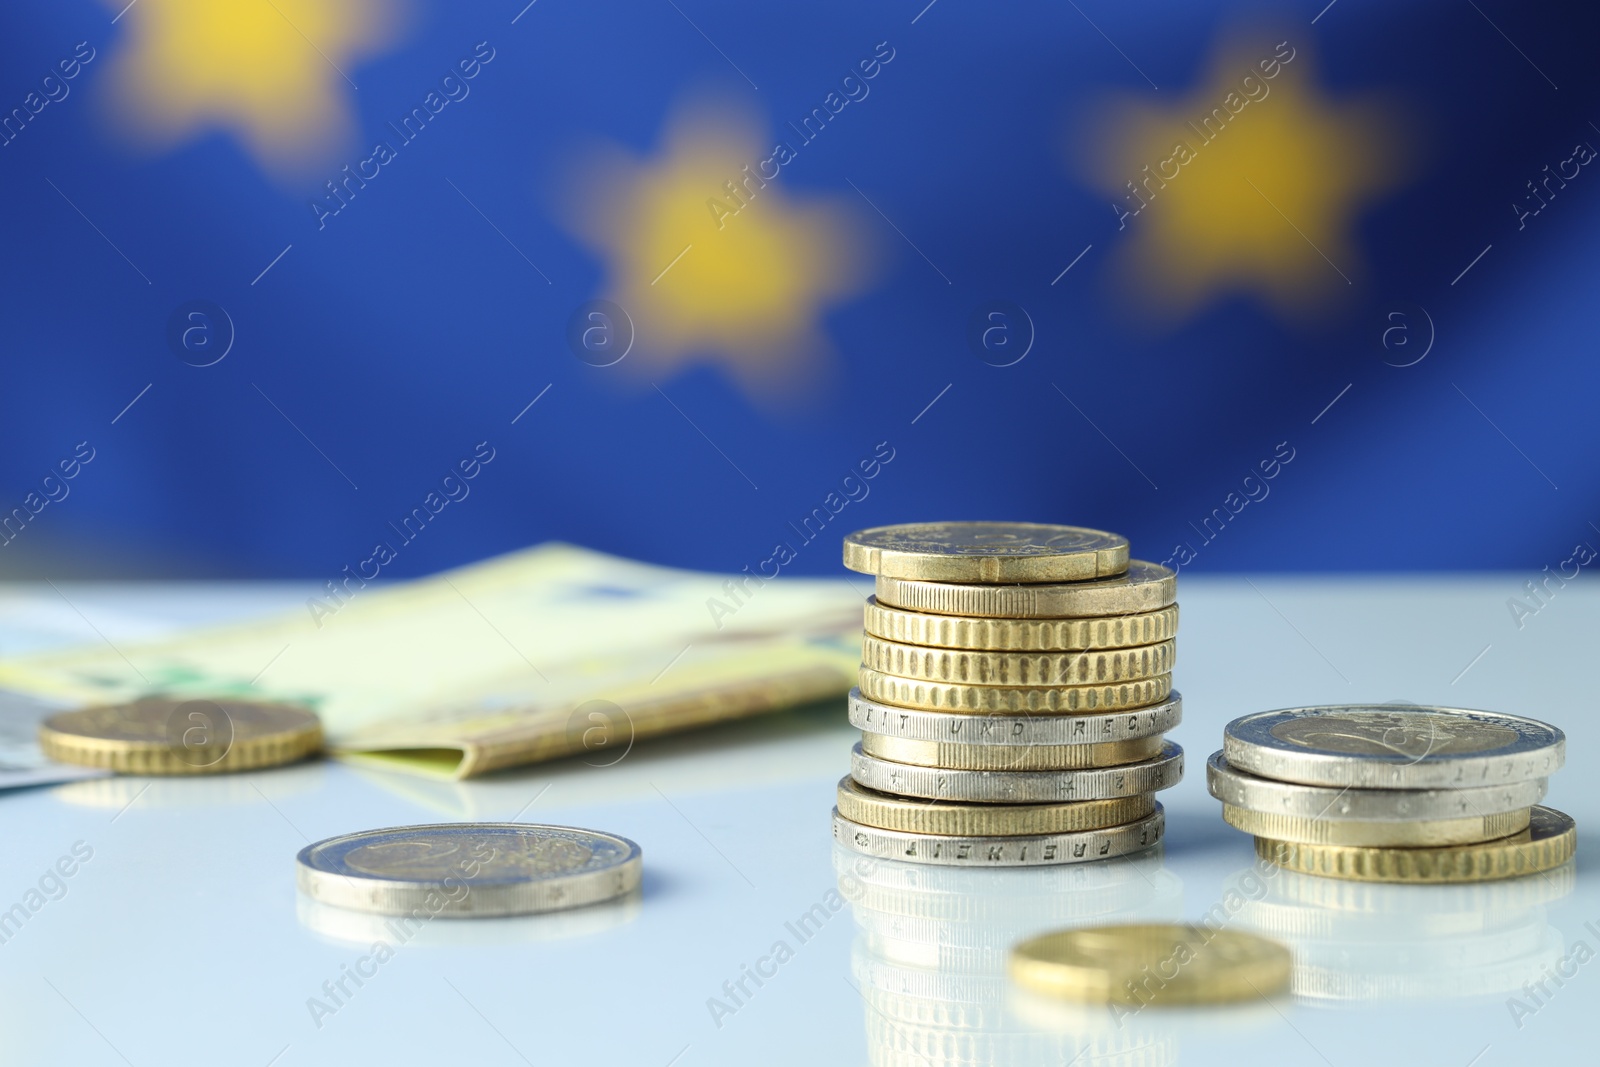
[
  {"x1": 100, "y1": 0, "x2": 407, "y2": 179},
  {"x1": 561, "y1": 96, "x2": 875, "y2": 401},
  {"x1": 1082, "y1": 36, "x2": 1407, "y2": 321}
]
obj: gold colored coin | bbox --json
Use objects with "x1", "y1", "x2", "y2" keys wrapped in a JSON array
[
  {"x1": 39, "y1": 696, "x2": 323, "y2": 775},
  {"x1": 861, "y1": 731, "x2": 1165, "y2": 770},
  {"x1": 1222, "y1": 804, "x2": 1530, "y2": 847},
  {"x1": 1009, "y1": 923, "x2": 1292, "y2": 1005},
  {"x1": 836, "y1": 777, "x2": 1154, "y2": 836},
  {"x1": 858, "y1": 666, "x2": 1172, "y2": 714},
  {"x1": 842, "y1": 522, "x2": 1129, "y2": 582},
  {"x1": 862, "y1": 636, "x2": 1174, "y2": 686},
  {"x1": 1254, "y1": 805, "x2": 1576, "y2": 883},
  {"x1": 876, "y1": 561, "x2": 1176, "y2": 619},
  {"x1": 863, "y1": 597, "x2": 1178, "y2": 651}
]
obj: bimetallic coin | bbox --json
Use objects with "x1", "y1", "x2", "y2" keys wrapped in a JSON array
[
  {"x1": 1222, "y1": 804, "x2": 1531, "y2": 847},
  {"x1": 861, "y1": 731, "x2": 1165, "y2": 770},
  {"x1": 850, "y1": 689, "x2": 1182, "y2": 746},
  {"x1": 1255, "y1": 805, "x2": 1576, "y2": 884},
  {"x1": 842, "y1": 522, "x2": 1129, "y2": 583},
  {"x1": 38, "y1": 696, "x2": 322, "y2": 775},
  {"x1": 861, "y1": 636, "x2": 1174, "y2": 687},
  {"x1": 1205, "y1": 751, "x2": 1547, "y2": 821},
  {"x1": 836, "y1": 777, "x2": 1155, "y2": 836},
  {"x1": 296, "y1": 823, "x2": 642, "y2": 917},
  {"x1": 1009, "y1": 924, "x2": 1292, "y2": 1004},
  {"x1": 863, "y1": 597, "x2": 1179, "y2": 652},
  {"x1": 833, "y1": 806, "x2": 1163, "y2": 867},
  {"x1": 1223, "y1": 706, "x2": 1564, "y2": 789},
  {"x1": 858, "y1": 667, "x2": 1172, "y2": 714},
  {"x1": 850, "y1": 741, "x2": 1184, "y2": 802},
  {"x1": 876, "y1": 561, "x2": 1176, "y2": 619}
]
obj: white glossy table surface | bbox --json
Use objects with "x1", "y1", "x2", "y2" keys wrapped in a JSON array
[{"x1": 0, "y1": 575, "x2": 1592, "y2": 1066}]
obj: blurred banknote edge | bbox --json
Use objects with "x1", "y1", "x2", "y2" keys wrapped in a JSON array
[{"x1": 0, "y1": 543, "x2": 862, "y2": 779}]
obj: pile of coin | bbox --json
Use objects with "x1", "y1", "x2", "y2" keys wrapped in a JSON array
[
  {"x1": 1209, "y1": 704, "x2": 1575, "y2": 883},
  {"x1": 830, "y1": 522, "x2": 1184, "y2": 866}
]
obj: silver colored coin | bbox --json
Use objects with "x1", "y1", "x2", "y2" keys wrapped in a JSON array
[
  {"x1": 848, "y1": 687, "x2": 1181, "y2": 746},
  {"x1": 1205, "y1": 751, "x2": 1548, "y2": 821},
  {"x1": 849, "y1": 741, "x2": 1183, "y2": 802},
  {"x1": 1223, "y1": 706, "x2": 1564, "y2": 789},
  {"x1": 832, "y1": 806, "x2": 1163, "y2": 867},
  {"x1": 874, "y1": 560, "x2": 1176, "y2": 619},
  {"x1": 296, "y1": 823, "x2": 642, "y2": 917}
]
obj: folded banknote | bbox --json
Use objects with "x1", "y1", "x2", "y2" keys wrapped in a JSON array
[{"x1": 0, "y1": 544, "x2": 863, "y2": 778}]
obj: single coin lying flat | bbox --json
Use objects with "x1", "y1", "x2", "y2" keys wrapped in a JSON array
[
  {"x1": 1009, "y1": 923, "x2": 1292, "y2": 1004},
  {"x1": 875, "y1": 560, "x2": 1177, "y2": 619},
  {"x1": 296, "y1": 823, "x2": 642, "y2": 917},
  {"x1": 39, "y1": 696, "x2": 322, "y2": 775},
  {"x1": 843, "y1": 522, "x2": 1129, "y2": 583}
]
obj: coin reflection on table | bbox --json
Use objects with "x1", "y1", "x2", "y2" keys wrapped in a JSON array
[
  {"x1": 835, "y1": 845, "x2": 1183, "y2": 1066},
  {"x1": 296, "y1": 889, "x2": 641, "y2": 948},
  {"x1": 1230, "y1": 861, "x2": 1574, "y2": 1004}
]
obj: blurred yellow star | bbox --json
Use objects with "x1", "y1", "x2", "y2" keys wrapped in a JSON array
[
  {"x1": 562, "y1": 96, "x2": 875, "y2": 400},
  {"x1": 101, "y1": 0, "x2": 406, "y2": 178},
  {"x1": 1084, "y1": 38, "x2": 1405, "y2": 320}
]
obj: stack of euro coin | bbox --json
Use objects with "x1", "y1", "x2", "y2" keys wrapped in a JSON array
[
  {"x1": 1209, "y1": 704, "x2": 1575, "y2": 883},
  {"x1": 830, "y1": 522, "x2": 1184, "y2": 867}
]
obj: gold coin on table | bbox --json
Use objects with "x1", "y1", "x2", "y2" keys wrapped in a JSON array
[
  {"x1": 1255, "y1": 805, "x2": 1576, "y2": 883},
  {"x1": 39, "y1": 696, "x2": 323, "y2": 775},
  {"x1": 842, "y1": 522, "x2": 1129, "y2": 583},
  {"x1": 1222, "y1": 804, "x2": 1531, "y2": 847},
  {"x1": 863, "y1": 597, "x2": 1178, "y2": 651},
  {"x1": 861, "y1": 731, "x2": 1165, "y2": 770},
  {"x1": 861, "y1": 635, "x2": 1174, "y2": 687},
  {"x1": 858, "y1": 666, "x2": 1172, "y2": 714},
  {"x1": 836, "y1": 777, "x2": 1155, "y2": 836},
  {"x1": 1009, "y1": 923, "x2": 1292, "y2": 1005},
  {"x1": 876, "y1": 561, "x2": 1176, "y2": 619}
]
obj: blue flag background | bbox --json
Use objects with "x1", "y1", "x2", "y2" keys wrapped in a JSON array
[{"x1": 1, "y1": 0, "x2": 1597, "y2": 580}]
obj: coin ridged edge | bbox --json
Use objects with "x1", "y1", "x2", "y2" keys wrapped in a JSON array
[
  {"x1": 863, "y1": 598, "x2": 1179, "y2": 651},
  {"x1": 38, "y1": 721, "x2": 323, "y2": 775},
  {"x1": 842, "y1": 523, "x2": 1130, "y2": 583},
  {"x1": 1253, "y1": 806, "x2": 1576, "y2": 883},
  {"x1": 858, "y1": 667, "x2": 1173, "y2": 714},
  {"x1": 875, "y1": 563, "x2": 1176, "y2": 619},
  {"x1": 861, "y1": 636, "x2": 1175, "y2": 686}
]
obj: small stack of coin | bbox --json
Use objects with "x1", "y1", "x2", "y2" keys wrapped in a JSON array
[
  {"x1": 1209, "y1": 704, "x2": 1575, "y2": 883},
  {"x1": 830, "y1": 522, "x2": 1184, "y2": 866}
]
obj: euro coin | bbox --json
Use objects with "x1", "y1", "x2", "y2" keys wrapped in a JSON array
[
  {"x1": 858, "y1": 667, "x2": 1172, "y2": 714},
  {"x1": 1223, "y1": 706, "x2": 1564, "y2": 789},
  {"x1": 849, "y1": 688, "x2": 1182, "y2": 746},
  {"x1": 38, "y1": 696, "x2": 322, "y2": 775},
  {"x1": 850, "y1": 741, "x2": 1184, "y2": 802},
  {"x1": 1255, "y1": 805, "x2": 1576, "y2": 883},
  {"x1": 1009, "y1": 923, "x2": 1291, "y2": 1004},
  {"x1": 1221, "y1": 803, "x2": 1530, "y2": 847},
  {"x1": 832, "y1": 805, "x2": 1163, "y2": 866},
  {"x1": 861, "y1": 731, "x2": 1165, "y2": 770},
  {"x1": 1204, "y1": 751, "x2": 1546, "y2": 821},
  {"x1": 863, "y1": 597, "x2": 1178, "y2": 651},
  {"x1": 296, "y1": 823, "x2": 642, "y2": 916},
  {"x1": 842, "y1": 522, "x2": 1129, "y2": 583},
  {"x1": 835, "y1": 776, "x2": 1155, "y2": 835},
  {"x1": 875, "y1": 561, "x2": 1176, "y2": 619},
  {"x1": 861, "y1": 636, "x2": 1174, "y2": 686}
]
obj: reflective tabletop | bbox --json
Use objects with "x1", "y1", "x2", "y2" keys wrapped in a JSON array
[{"x1": 0, "y1": 574, "x2": 1593, "y2": 1066}]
